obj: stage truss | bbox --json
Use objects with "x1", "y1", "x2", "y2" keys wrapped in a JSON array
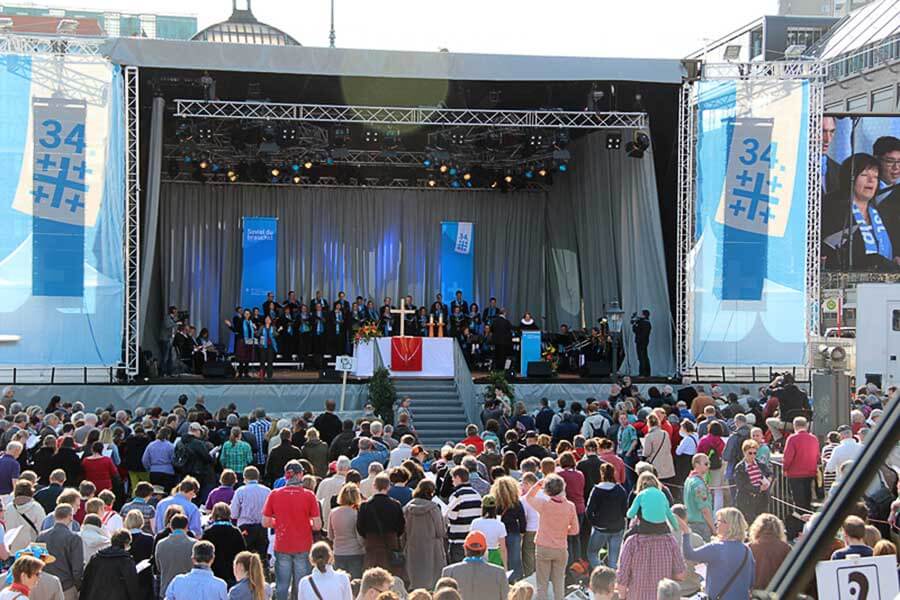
[
  {"x1": 124, "y1": 66, "x2": 141, "y2": 379},
  {"x1": 174, "y1": 99, "x2": 649, "y2": 130},
  {"x1": 676, "y1": 61, "x2": 825, "y2": 378}
]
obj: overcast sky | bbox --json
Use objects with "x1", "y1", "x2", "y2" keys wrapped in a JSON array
[{"x1": 35, "y1": 0, "x2": 779, "y2": 58}]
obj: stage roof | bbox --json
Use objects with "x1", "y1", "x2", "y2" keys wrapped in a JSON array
[{"x1": 103, "y1": 37, "x2": 686, "y2": 84}]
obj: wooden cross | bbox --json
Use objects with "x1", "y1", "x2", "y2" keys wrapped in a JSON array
[{"x1": 390, "y1": 298, "x2": 416, "y2": 337}]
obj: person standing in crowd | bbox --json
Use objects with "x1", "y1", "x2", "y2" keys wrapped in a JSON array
[
  {"x1": 219, "y1": 428, "x2": 253, "y2": 483},
  {"x1": 0, "y1": 555, "x2": 45, "y2": 600},
  {"x1": 678, "y1": 508, "x2": 755, "y2": 600},
  {"x1": 36, "y1": 505, "x2": 83, "y2": 600},
  {"x1": 748, "y1": 513, "x2": 791, "y2": 590},
  {"x1": 154, "y1": 514, "x2": 195, "y2": 599},
  {"x1": 201, "y1": 503, "x2": 246, "y2": 587},
  {"x1": 297, "y1": 541, "x2": 352, "y2": 600},
  {"x1": 831, "y1": 515, "x2": 874, "y2": 560},
  {"x1": 356, "y1": 474, "x2": 406, "y2": 582},
  {"x1": 300, "y1": 428, "x2": 329, "y2": 478},
  {"x1": 159, "y1": 306, "x2": 179, "y2": 377},
  {"x1": 0, "y1": 442, "x2": 23, "y2": 496},
  {"x1": 247, "y1": 410, "x2": 270, "y2": 470},
  {"x1": 585, "y1": 463, "x2": 627, "y2": 569},
  {"x1": 261, "y1": 461, "x2": 321, "y2": 600},
  {"x1": 34, "y1": 469, "x2": 65, "y2": 514},
  {"x1": 312, "y1": 400, "x2": 342, "y2": 446},
  {"x1": 631, "y1": 309, "x2": 652, "y2": 377},
  {"x1": 401, "y1": 480, "x2": 445, "y2": 590},
  {"x1": 142, "y1": 428, "x2": 176, "y2": 493},
  {"x1": 492, "y1": 475, "x2": 526, "y2": 582},
  {"x1": 155, "y1": 478, "x2": 202, "y2": 537},
  {"x1": 640, "y1": 415, "x2": 675, "y2": 487},
  {"x1": 164, "y1": 540, "x2": 227, "y2": 600},
  {"x1": 230, "y1": 467, "x2": 270, "y2": 564},
  {"x1": 782, "y1": 417, "x2": 819, "y2": 538},
  {"x1": 733, "y1": 440, "x2": 772, "y2": 526},
  {"x1": 683, "y1": 453, "x2": 715, "y2": 542},
  {"x1": 616, "y1": 519, "x2": 685, "y2": 600},
  {"x1": 697, "y1": 420, "x2": 726, "y2": 512},
  {"x1": 445, "y1": 465, "x2": 483, "y2": 565},
  {"x1": 441, "y1": 531, "x2": 509, "y2": 600},
  {"x1": 228, "y1": 551, "x2": 268, "y2": 600},
  {"x1": 524, "y1": 475, "x2": 579, "y2": 600},
  {"x1": 328, "y1": 483, "x2": 366, "y2": 580},
  {"x1": 80, "y1": 529, "x2": 140, "y2": 600},
  {"x1": 6, "y1": 481, "x2": 47, "y2": 553},
  {"x1": 557, "y1": 452, "x2": 585, "y2": 565}
]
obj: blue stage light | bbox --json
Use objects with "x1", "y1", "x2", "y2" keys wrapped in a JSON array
[
  {"x1": 558, "y1": 163, "x2": 568, "y2": 172},
  {"x1": 326, "y1": 157, "x2": 335, "y2": 166},
  {"x1": 465, "y1": 180, "x2": 473, "y2": 188},
  {"x1": 423, "y1": 158, "x2": 432, "y2": 168},
  {"x1": 449, "y1": 167, "x2": 458, "y2": 176},
  {"x1": 292, "y1": 164, "x2": 300, "y2": 172},
  {"x1": 450, "y1": 180, "x2": 461, "y2": 188},
  {"x1": 525, "y1": 169, "x2": 534, "y2": 179},
  {"x1": 183, "y1": 156, "x2": 192, "y2": 163}
]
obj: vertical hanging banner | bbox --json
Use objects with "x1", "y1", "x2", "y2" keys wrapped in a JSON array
[
  {"x1": 690, "y1": 78, "x2": 810, "y2": 365},
  {"x1": 440, "y1": 221, "x2": 474, "y2": 303},
  {"x1": 0, "y1": 53, "x2": 124, "y2": 366},
  {"x1": 241, "y1": 217, "x2": 278, "y2": 310}
]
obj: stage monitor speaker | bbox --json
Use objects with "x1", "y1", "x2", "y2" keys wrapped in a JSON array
[
  {"x1": 583, "y1": 361, "x2": 611, "y2": 377},
  {"x1": 865, "y1": 373, "x2": 882, "y2": 389},
  {"x1": 320, "y1": 369, "x2": 341, "y2": 381},
  {"x1": 203, "y1": 362, "x2": 229, "y2": 378},
  {"x1": 527, "y1": 361, "x2": 553, "y2": 378}
]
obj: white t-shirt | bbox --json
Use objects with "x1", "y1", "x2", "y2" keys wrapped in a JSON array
[
  {"x1": 522, "y1": 490, "x2": 542, "y2": 532},
  {"x1": 298, "y1": 566, "x2": 352, "y2": 600},
  {"x1": 470, "y1": 517, "x2": 506, "y2": 550}
]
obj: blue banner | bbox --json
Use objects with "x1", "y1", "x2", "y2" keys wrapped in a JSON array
[
  {"x1": 241, "y1": 217, "x2": 277, "y2": 311},
  {"x1": 440, "y1": 221, "x2": 474, "y2": 305},
  {"x1": 0, "y1": 54, "x2": 124, "y2": 366},
  {"x1": 690, "y1": 79, "x2": 809, "y2": 366}
]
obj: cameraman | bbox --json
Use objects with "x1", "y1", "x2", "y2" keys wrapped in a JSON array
[
  {"x1": 159, "y1": 305, "x2": 179, "y2": 376},
  {"x1": 631, "y1": 309, "x2": 652, "y2": 377}
]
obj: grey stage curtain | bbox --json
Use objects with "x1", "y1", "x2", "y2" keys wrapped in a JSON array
[
  {"x1": 155, "y1": 132, "x2": 673, "y2": 375},
  {"x1": 547, "y1": 132, "x2": 675, "y2": 376},
  {"x1": 139, "y1": 97, "x2": 165, "y2": 357},
  {"x1": 158, "y1": 184, "x2": 547, "y2": 345}
]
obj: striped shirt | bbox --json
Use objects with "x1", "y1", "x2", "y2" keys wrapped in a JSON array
[
  {"x1": 230, "y1": 480, "x2": 271, "y2": 526},
  {"x1": 446, "y1": 484, "x2": 482, "y2": 545},
  {"x1": 746, "y1": 461, "x2": 762, "y2": 488},
  {"x1": 248, "y1": 420, "x2": 270, "y2": 464}
]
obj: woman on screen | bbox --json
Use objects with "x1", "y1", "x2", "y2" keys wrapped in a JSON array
[{"x1": 822, "y1": 153, "x2": 900, "y2": 272}]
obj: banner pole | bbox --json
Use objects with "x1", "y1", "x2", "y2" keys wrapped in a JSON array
[{"x1": 340, "y1": 369, "x2": 348, "y2": 412}]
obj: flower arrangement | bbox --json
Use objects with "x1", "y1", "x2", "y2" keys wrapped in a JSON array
[
  {"x1": 542, "y1": 344, "x2": 559, "y2": 373},
  {"x1": 354, "y1": 323, "x2": 381, "y2": 344}
]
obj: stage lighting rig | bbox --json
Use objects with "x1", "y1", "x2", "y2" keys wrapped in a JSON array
[
  {"x1": 196, "y1": 123, "x2": 214, "y2": 143},
  {"x1": 626, "y1": 132, "x2": 650, "y2": 158},
  {"x1": 331, "y1": 126, "x2": 352, "y2": 147},
  {"x1": 292, "y1": 175, "x2": 302, "y2": 184},
  {"x1": 364, "y1": 130, "x2": 380, "y2": 146},
  {"x1": 175, "y1": 121, "x2": 192, "y2": 143},
  {"x1": 606, "y1": 133, "x2": 621, "y2": 150},
  {"x1": 383, "y1": 129, "x2": 401, "y2": 149},
  {"x1": 279, "y1": 125, "x2": 298, "y2": 145},
  {"x1": 450, "y1": 131, "x2": 467, "y2": 146},
  {"x1": 528, "y1": 133, "x2": 544, "y2": 147}
]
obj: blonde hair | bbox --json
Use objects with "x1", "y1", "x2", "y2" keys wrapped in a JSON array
[
  {"x1": 99, "y1": 428, "x2": 115, "y2": 445},
  {"x1": 748, "y1": 513, "x2": 786, "y2": 543},
  {"x1": 741, "y1": 439, "x2": 760, "y2": 454},
  {"x1": 233, "y1": 551, "x2": 266, "y2": 600},
  {"x1": 123, "y1": 509, "x2": 145, "y2": 531},
  {"x1": 337, "y1": 483, "x2": 361, "y2": 508},
  {"x1": 864, "y1": 524, "x2": 882, "y2": 548},
  {"x1": 636, "y1": 471, "x2": 660, "y2": 493},
  {"x1": 490, "y1": 476, "x2": 520, "y2": 514},
  {"x1": 85, "y1": 497, "x2": 105, "y2": 515},
  {"x1": 508, "y1": 581, "x2": 536, "y2": 600},
  {"x1": 305, "y1": 427, "x2": 320, "y2": 441},
  {"x1": 715, "y1": 507, "x2": 748, "y2": 542}
]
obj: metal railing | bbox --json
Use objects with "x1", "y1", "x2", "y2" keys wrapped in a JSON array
[{"x1": 826, "y1": 33, "x2": 900, "y2": 81}]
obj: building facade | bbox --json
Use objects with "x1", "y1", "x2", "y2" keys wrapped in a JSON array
[{"x1": 0, "y1": 3, "x2": 197, "y2": 39}]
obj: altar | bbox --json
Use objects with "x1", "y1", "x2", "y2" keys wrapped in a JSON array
[{"x1": 352, "y1": 337, "x2": 456, "y2": 377}]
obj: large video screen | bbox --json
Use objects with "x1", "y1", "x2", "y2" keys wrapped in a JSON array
[{"x1": 821, "y1": 115, "x2": 900, "y2": 273}]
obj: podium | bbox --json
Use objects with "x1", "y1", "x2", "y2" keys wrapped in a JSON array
[{"x1": 520, "y1": 331, "x2": 542, "y2": 376}]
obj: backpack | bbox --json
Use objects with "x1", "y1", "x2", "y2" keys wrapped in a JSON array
[
  {"x1": 173, "y1": 442, "x2": 192, "y2": 472},
  {"x1": 708, "y1": 446, "x2": 722, "y2": 470}
]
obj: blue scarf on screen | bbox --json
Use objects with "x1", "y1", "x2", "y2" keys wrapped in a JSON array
[{"x1": 852, "y1": 201, "x2": 893, "y2": 260}]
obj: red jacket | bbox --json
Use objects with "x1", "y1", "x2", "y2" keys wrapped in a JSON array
[
  {"x1": 461, "y1": 435, "x2": 484, "y2": 454},
  {"x1": 783, "y1": 430, "x2": 819, "y2": 478}
]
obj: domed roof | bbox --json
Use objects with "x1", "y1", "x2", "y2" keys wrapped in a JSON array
[{"x1": 192, "y1": 0, "x2": 300, "y2": 46}]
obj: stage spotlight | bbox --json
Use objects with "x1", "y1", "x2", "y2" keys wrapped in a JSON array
[
  {"x1": 558, "y1": 163, "x2": 569, "y2": 173},
  {"x1": 271, "y1": 167, "x2": 281, "y2": 177},
  {"x1": 450, "y1": 132, "x2": 466, "y2": 145},
  {"x1": 183, "y1": 156, "x2": 192, "y2": 164},
  {"x1": 450, "y1": 180, "x2": 461, "y2": 188},
  {"x1": 423, "y1": 158, "x2": 433, "y2": 168},
  {"x1": 462, "y1": 172, "x2": 472, "y2": 181},
  {"x1": 439, "y1": 164, "x2": 449, "y2": 174},
  {"x1": 226, "y1": 169, "x2": 236, "y2": 179},
  {"x1": 196, "y1": 124, "x2": 214, "y2": 143},
  {"x1": 304, "y1": 160, "x2": 314, "y2": 169},
  {"x1": 199, "y1": 159, "x2": 209, "y2": 170},
  {"x1": 525, "y1": 168, "x2": 534, "y2": 179},
  {"x1": 606, "y1": 133, "x2": 621, "y2": 150},
  {"x1": 211, "y1": 163, "x2": 220, "y2": 173},
  {"x1": 465, "y1": 180, "x2": 473, "y2": 188},
  {"x1": 292, "y1": 175, "x2": 302, "y2": 184},
  {"x1": 364, "y1": 130, "x2": 380, "y2": 146},
  {"x1": 449, "y1": 167, "x2": 458, "y2": 177},
  {"x1": 279, "y1": 125, "x2": 297, "y2": 145},
  {"x1": 325, "y1": 156, "x2": 336, "y2": 166},
  {"x1": 626, "y1": 132, "x2": 651, "y2": 158},
  {"x1": 427, "y1": 177, "x2": 438, "y2": 187},
  {"x1": 291, "y1": 163, "x2": 301, "y2": 172},
  {"x1": 529, "y1": 134, "x2": 544, "y2": 147},
  {"x1": 490, "y1": 180, "x2": 499, "y2": 189},
  {"x1": 504, "y1": 174, "x2": 513, "y2": 184},
  {"x1": 538, "y1": 167, "x2": 548, "y2": 177}
]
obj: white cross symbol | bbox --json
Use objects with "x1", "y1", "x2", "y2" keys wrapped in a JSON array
[{"x1": 390, "y1": 298, "x2": 416, "y2": 337}]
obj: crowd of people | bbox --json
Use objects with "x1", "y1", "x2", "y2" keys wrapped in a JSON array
[{"x1": 0, "y1": 374, "x2": 895, "y2": 600}]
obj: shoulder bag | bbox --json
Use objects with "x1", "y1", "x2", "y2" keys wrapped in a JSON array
[
  {"x1": 304, "y1": 574, "x2": 324, "y2": 600},
  {"x1": 713, "y1": 545, "x2": 749, "y2": 600},
  {"x1": 369, "y1": 500, "x2": 405, "y2": 568}
]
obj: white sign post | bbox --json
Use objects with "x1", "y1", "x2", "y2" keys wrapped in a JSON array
[
  {"x1": 335, "y1": 355, "x2": 356, "y2": 412},
  {"x1": 815, "y1": 555, "x2": 899, "y2": 600}
]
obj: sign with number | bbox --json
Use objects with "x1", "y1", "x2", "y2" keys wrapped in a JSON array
[
  {"x1": 335, "y1": 355, "x2": 356, "y2": 372},
  {"x1": 815, "y1": 555, "x2": 899, "y2": 600}
]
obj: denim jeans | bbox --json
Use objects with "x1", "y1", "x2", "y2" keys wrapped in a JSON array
[
  {"x1": 587, "y1": 529, "x2": 623, "y2": 569},
  {"x1": 274, "y1": 551, "x2": 310, "y2": 600},
  {"x1": 334, "y1": 554, "x2": 364, "y2": 579},
  {"x1": 506, "y1": 532, "x2": 523, "y2": 582}
]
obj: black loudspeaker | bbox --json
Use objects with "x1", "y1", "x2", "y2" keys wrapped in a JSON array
[
  {"x1": 203, "y1": 362, "x2": 229, "y2": 378},
  {"x1": 583, "y1": 361, "x2": 611, "y2": 377},
  {"x1": 320, "y1": 369, "x2": 342, "y2": 381},
  {"x1": 865, "y1": 373, "x2": 882, "y2": 389},
  {"x1": 527, "y1": 361, "x2": 553, "y2": 378}
]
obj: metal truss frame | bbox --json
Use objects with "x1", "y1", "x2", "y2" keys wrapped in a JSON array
[
  {"x1": 675, "y1": 82, "x2": 695, "y2": 374},
  {"x1": 0, "y1": 33, "x2": 105, "y2": 57},
  {"x1": 162, "y1": 175, "x2": 550, "y2": 193},
  {"x1": 123, "y1": 66, "x2": 140, "y2": 379},
  {"x1": 676, "y1": 61, "x2": 825, "y2": 374},
  {"x1": 174, "y1": 99, "x2": 648, "y2": 130}
]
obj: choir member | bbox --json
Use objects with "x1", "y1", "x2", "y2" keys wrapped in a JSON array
[
  {"x1": 450, "y1": 289, "x2": 468, "y2": 315},
  {"x1": 482, "y1": 297, "x2": 500, "y2": 327}
]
